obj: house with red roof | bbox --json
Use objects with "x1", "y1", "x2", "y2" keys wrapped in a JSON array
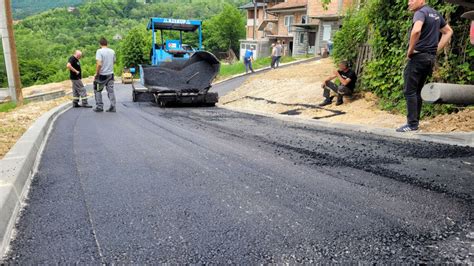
[{"x1": 239, "y1": 0, "x2": 362, "y2": 59}]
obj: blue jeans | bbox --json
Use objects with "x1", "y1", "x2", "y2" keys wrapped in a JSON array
[{"x1": 244, "y1": 58, "x2": 254, "y2": 73}]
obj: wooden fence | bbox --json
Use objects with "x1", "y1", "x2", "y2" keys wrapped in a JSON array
[{"x1": 355, "y1": 44, "x2": 373, "y2": 76}]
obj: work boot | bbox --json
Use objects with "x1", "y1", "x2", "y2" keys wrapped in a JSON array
[
  {"x1": 106, "y1": 106, "x2": 116, "y2": 113},
  {"x1": 319, "y1": 100, "x2": 332, "y2": 107},
  {"x1": 319, "y1": 96, "x2": 334, "y2": 107},
  {"x1": 73, "y1": 102, "x2": 80, "y2": 108},
  {"x1": 93, "y1": 107, "x2": 103, "y2": 112},
  {"x1": 335, "y1": 99, "x2": 344, "y2": 106}
]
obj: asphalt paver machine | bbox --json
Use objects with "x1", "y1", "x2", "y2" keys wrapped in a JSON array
[{"x1": 132, "y1": 18, "x2": 220, "y2": 107}]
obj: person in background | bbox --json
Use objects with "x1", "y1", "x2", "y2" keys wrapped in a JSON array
[
  {"x1": 67, "y1": 50, "x2": 91, "y2": 108},
  {"x1": 396, "y1": 0, "x2": 453, "y2": 132},
  {"x1": 270, "y1": 43, "x2": 277, "y2": 69},
  {"x1": 93, "y1": 37, "x2": 117, "y2": 113},
  {"x1": 275, "y1": 40, "x2": 283, "y2": 68},
  {"x1": 327, "y1": 39, "x2": 334, "y2": 55},
  {"x1": 244, "y1": 46, "x2": 255, "y2": 74},
  {"x1": 319, "y1": 61, "x2": 357, "y2": 106}
]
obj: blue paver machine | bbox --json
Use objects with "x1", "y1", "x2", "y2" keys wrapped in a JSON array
[{"x1": 133, "y1": 18, "x2": 220, "y2": 107}]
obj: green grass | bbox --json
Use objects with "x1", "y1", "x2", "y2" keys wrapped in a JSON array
[
  {"x1": 0, "y1": 99, "x2": 30, "y2": 113},
  {"x1": 218, "y1": 56, "x2": 308, "y2": 79},
  {"x1": 0, "y1": 102, "x2": 17, "y2": 113}
]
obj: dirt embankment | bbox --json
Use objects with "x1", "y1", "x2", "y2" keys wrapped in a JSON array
[
  {"x1": 0, "y1": 97, "x2": 70, "y2": 158},
  {"x1": 1, "y1": 77, "x2": 95, "y2": 158},
  {"x1": 22, "y1": 77, "x2": 95, "y2": 96},
  {"x1": 220, "y1": 58, "x2": 473, "y2": 133}
]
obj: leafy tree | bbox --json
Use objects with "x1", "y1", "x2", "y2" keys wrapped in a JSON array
[
  {"x1": 121, "y1": 26, "x2": 149, "y2": 68},
  {"x1": 203, "y1": 4, "x2": 245, "y2": 55}
]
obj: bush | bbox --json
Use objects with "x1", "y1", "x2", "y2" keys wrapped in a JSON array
[{"x1": 332, "y1": 0, "x2": 474, "y2": 118}]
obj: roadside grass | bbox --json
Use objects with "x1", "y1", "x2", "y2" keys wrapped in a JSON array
[
  {"x1": 0, "y1": 102, "x2": 17, "y2": 113},
  {"x1": 0, "y1": 100, "x2": 31, "y2": 113},
  {"x1": 218, "y1": 55, "x2": 311, "y2": 79}
]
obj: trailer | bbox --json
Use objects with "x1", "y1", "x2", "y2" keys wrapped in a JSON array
[{"x1": 132, "y1": 18, "x2": 220, "y2": 107}]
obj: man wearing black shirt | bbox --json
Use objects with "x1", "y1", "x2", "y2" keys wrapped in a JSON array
[
  {"x1": 319, "y1": 61, "x2": 357, "y2": 106},
  {"x1": 67, "y1": 50, "x2": 91, "y2": 108},
  {"x1": 396, "y1": 0, "x2": 452, "y2": 132}
]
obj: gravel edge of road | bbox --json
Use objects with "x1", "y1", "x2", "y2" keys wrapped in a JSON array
[
  {"x1": 219, "y1": 105, "x2": 474, "y2": 148},
  {"x1": 213, "y1": 57, "x2": 319, "y2": 86},
  {"x1": 0, "y1": 101, "x2": 72, "y2": 257}
]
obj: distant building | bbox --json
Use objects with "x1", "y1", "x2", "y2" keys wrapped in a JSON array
[
  {"x1": 239, "y1": 0, "x2": 359, "y2": 59},
  {"x1": 67, "y1": 7, "x2": 77, "y2": 13}
]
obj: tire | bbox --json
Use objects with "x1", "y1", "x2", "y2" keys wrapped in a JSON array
[{"x1": 158, "y1": 99, "x2": 167, "y2": 108}]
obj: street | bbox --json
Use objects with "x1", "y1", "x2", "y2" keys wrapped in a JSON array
[{"x1": 4, "y1": 82, "x2": 474, "y2": 263}]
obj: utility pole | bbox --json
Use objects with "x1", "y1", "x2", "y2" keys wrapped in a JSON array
[
  {"x1": 253, "y1": 0, "x2": 257, "y2": 40},
  {"x1": 0, "y1": 0, "x2": 23, "y2": 104}
]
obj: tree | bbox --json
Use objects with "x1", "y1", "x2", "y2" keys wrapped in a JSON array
[
  {"x1": 203, "y1": 4, "x2": 245, "y2": 56},
  {"x1": 121, "y1": 26, "x2": 149, "y2": 68}
]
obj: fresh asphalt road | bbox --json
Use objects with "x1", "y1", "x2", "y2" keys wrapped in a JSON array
[{"x1": 3, "y1": 81, "x2": 474, "y2": 263}]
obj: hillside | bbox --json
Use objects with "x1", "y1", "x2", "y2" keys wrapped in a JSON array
[
  {"x1": 0, "y1": 0, "x2": 247, "y2": 88},
  {"x1": 12, "y1": 0, "x2": 85, "y2": 19}
]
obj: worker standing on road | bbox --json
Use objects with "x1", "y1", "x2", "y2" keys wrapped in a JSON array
[
  {"x1": 244, "y1": 46, "x2": 255, "y2": 74},
  {"x1": 93, "y1": 37, "x2": 117, "y2": 113},
  {"x1": 396, "y1": 0, "x2": 453, "y2": 132},
  {"x1": 67, "y1": 50, "x2": 92, "y2": 108}
]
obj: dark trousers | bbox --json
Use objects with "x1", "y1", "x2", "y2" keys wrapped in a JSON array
[
  {"x1": 403, "y1": 53, "x2": 435, "y2": 127},
  {"x1": 323, "y1": 81, "x2": 352, "y2": 102},
  {"x1": 271, "y1": 56, "x2": 281, "y2": 68},
  {"x1": 244, "y1": 58, "x2": 254, "y2": 73},
  {"x1": 271, "y1": 56, "x2": 277, "y2": 68}
]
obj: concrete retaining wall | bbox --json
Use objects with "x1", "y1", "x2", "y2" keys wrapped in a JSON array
[{"x1": 24, "y1": 90, "x2": 66, "y2": 102}]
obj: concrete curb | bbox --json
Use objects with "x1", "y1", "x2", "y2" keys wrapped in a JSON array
[
  {"x1": 213, "y1": 57, "x2": 318, "y2": 86},
  {"x1": 219, "y1": 105, "x2": 474, "y2": 147},
  {"x1": 0, "y1": 101, "x2": 72, "y2": 257}
]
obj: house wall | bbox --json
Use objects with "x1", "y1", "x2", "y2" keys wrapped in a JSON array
[
  {"x1": 276, "y1": 11, "x2": 306, "y2": 36},
  {"x1": 317, "y1": 20, "x2": 342, "y2": 54},
  {"x1": 245, "y1": 5, "x2": 280, "y2": 40},
  {"x1": 307, "y1": 0, "x2": 355, "y2": 16},
  {"x1": 307, "y1": 0, "x2": 356, "y2": 55},
  {"x1": 293, "y1": 31, "x2": 307, "y2": 56},
  {"x1": 239, "y1": 40, "x2": 272, "y2": 61}
]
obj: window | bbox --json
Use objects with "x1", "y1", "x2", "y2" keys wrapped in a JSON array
[
  {"x1": 284, "y1": 15, "x2": 294, "y2": 32},
  {"x1": 301, "y1": 15, "x2": 308, "y2": 24},
  {"x1": 299, "y1": 33, "x2": 305, "y2": 44},
  {"x1": 323, "y1": 24, "x2": 332, "y2": 41}
]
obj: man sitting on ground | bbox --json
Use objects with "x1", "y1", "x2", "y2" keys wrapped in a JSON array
[{"x1": 319, "y1": 61, "x2": 357, "y2": 106}]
